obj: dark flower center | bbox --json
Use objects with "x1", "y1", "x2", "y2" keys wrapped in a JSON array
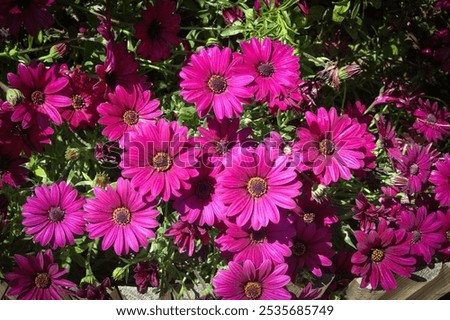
[
  {"x1": 426, "y1": 113, "x2": 437, "y2": 124},
  {"x1": 152, "y1": 152, "x2": 172, "y2": 172},
  {"x1": 148, "y1": 20, "x2": 162, "y2": 40},
  {"x1": 72, "y1": 94, "x2": 85, "y2": 110},
  {"x1": 35, "y1": 273, "x2": 51, "y2": 289},
  {"x1": 113, "y1": 207, "x2": 131, "y2": 226},
  {"x1": 250, "y1": 229, "x2": 267, "y2": 244},
  {"x1": 208, "y1": 75, "x2": 228, "y2": 94},
  {"x1": 12, "y1": 123, "x2": 23, "y2": 136},
  {"x1": 411, "y1": 230, "x2": 422, "y2": 244},
  {"x1": 409, "y1": 163, "x2": 419, "y2": 175},
  {"x1": 257, "y1": 62, "x2": 275, "y2": 77},
  {"x1": 247, "y1": 177, "x2": 268, "y2": 198},
  {"x1": 48, "y1": 207, "x2": 65, "y2": 222},
  {"x1": 123, "y1": 110, "x2": 139, "y2": 126},
  {"x1": 243, "y1": 281, "x2": 262, "y2": 299},
  {"x1": 215, "y1": 140, "x2": 229, "y2": 155},
  {"x1": 446, "y1": 230, "x2": 450, "y2": 242},
  {"x1": 31, "y1": 90, "x2": 45, "y2": 105},
  {"x1": 195, "y1": 180, "x2": 213, "y2": 199},
  {"x1": 302, "y1": 213, "x2": 315, "y2": 224},
  {"x1": 292, "y1": 241, "x2": 306, "y2": 256},
  {"x1": 319, "y1": 139, "x2": 335, "y2": 155},
  {"x1": 370, "y1": 248, "x2": 384, "y2": 262},
  {"x1": 105, "y1": 72, "x2": 116, "y2": 87}
]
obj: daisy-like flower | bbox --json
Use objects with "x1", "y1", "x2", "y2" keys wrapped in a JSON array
[
  {"x1": 5, "y1": 250, "x2": 75, "y2": 300},
  {"x1": 398, "y1": 207, "x2": 446, "y2": 264},
  {"x1": 0, "y1": 0, "x2": 55, "y2": 36},
  {"x1": 215, "y1": 217, "x2": 296, "y2": 265},
  {"x1": 59, "y1": 67, "x2": 102, "y2": 130},
  {"x1": 22, "y1": 181, "x2": 85, "y2": 249},
  {"x1": 0, "y1": 149, "x2": 28, "y2": 188},
  {"x1": 394, "y1": 143, "x2": 438, "y2": 194},
  {"x1": 133, "y1": 261, "x2": 159, "y2": 294},
  {"x1": 235, "y1": 37, "x2": 300, "y2": 103},
  {"x1": 84, "y1": 178, "x2": 159, "y2": 256},
  {"x1": 76, "y1": 278, "x2": 112, "y2": 300},
  {"x1": 97, "y1": 85, "x2": 161, "y2": 146},
  {"x1": 7, "y1": 63, "x2": 72, "y2": 128},
  {"x1": 286, "y1": 218, "x2": 334, "y2": 278},
  {"x1": 94, "y1": 42, "x2": 147, "y2": 97},
  {"x1": 195, "y1": 117, "x2": 253, "y2": 165},
  {"x1": 212, "y1": 259, "x2": 291, "y2": 300},
  {"x1": 351, "y1": 220, "x2": 416, "y2": 292},
  {"x1": 165, "y1": 220, "x2": 210, "y2": 256},
  {"x1": 134, "y1": 0, "x2": 181, "y2": 62},
  {"x1": 437, "y1": 210, "x2": 450, "y2": 260},
  {"x1": 294, "y1": 107, "x2": 373, "y2": 185},
  {"x1": 352, "y1": 192, "x2": 390, "y2": 231},
  {"x1": 172, "y1": 161, "x2": 224, "y2": 226},
  {"x1": 217, "y1": 144, "x2": 301, "y2": 230},
  {"x1": 180, "y1": 46, "x2": 254, "y2": 120},
  {"x1": 293, "y1": 196, "x2": 338, "y2": 227},
  {"x1": 268, "y1": 81, "x2": 303, "y2": 114},
  {"x1": 120, "y1": 119, "x2": 199, "y2": 201},
  {"x1": 430, "y1": 154, "x2": 450, "y2": 207},
  {"x1": 413, "y1": 99, "x2": 450, "y2": 143}
]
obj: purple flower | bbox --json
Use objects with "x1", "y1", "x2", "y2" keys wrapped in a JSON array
[
  {"x1": 76, "y1": 278, "x2": 112, "y2": 300},
  {"x1": 0, "y1": 149, "x2": 28, "y2": 188},
  {"x1": 413, "y1": 99, "x2": 450, "y2": 143},
  {"x1": 352, "y1": 192, "x2": 390, "y2": 231},
  {"x1": 222, "y1": 7, "x2": 244, "y2": 25},
  {"x1": 293, "y1": 196, "x2": 338, "y2": 227},
  {"x1": 437, "y1": 210, "x2": 450, "y2": 260},
  {"x1": 133, "y1": 261, "x2": 160, "y2": 294},
  {"x1": 165, "y1": 220, "x2": 210, "y2": 256},
  {"x1": 430, "y1": 154, "x2": 450, "y2": 207}
]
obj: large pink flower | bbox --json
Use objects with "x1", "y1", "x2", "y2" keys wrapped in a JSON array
[
  {"x1": 294, "y1": 107, "x2": 374, "y2": 185},
  {"x1": 120, "y1": 119, "x2": 199, "y2": 201},
  {"x1": 180, "y1": 46, "x2": 254, "y2": 120},
  {"x1": 134, "y1": 0, "x2": 180, "y2": 62},
  {"x1": 430, "y1": 154, "x2": 450, "y2": 207},
  {"x1": 7, "y1": 63, "x2": 72, "y2": 128},
  {"x1": 217, "y1": 144, "x2": 301, "y2": 230},
  {"x1": 413, "y1": 99, "x2": 450, "y2": 143}
]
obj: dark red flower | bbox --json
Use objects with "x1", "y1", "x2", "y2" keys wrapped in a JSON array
[{"x1": 133, "y1": 262, "x2": 159, "y2": 294}]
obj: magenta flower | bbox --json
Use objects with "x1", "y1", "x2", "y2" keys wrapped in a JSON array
[
  {"x1": 254, "y1": 0, "x2": 280, "y2": 11},
  {"x1": 413, "y1": 99, "x2": 450, "y2": 143},
  {"x1": 97, "y1": 85, "x2": 161, "y2": 146},
  {"x1": 352, "y1": 192, "x2": 390, "y2": 232},
  {"x1": 5, "y1": 250, "x2": 75, "y2": 300},
  {"x1": 22, "y1": 181, "x2": 85, "y2": 249},
  {"x1": 398, "y1": 207, "x2": 446, "y2": 264},
  {"x1": 375, "y1": 115, "x2": 401, "y2": 159},
  {"x1": 236, "y1": 37, "x2": 300, "y2": 103},
  {"x1": 180, "y1": 46, "x2": 254, "y2": 120},
  {"x1": 172, "y1": 162, "x2": 224, "y2": 226},
  {"x1": 165, "y1": 220, "x2": 210, "y2": 256},
  {"x1": 437, "y1": 210, "x2": 450, "y2": 260},
  {"x1": 351, "y1": 220, "x2": 416, "y2": 292},
  {"x1": 292, "y1": 283, "x2": 322, "y2": 300},
  {"x1": 0, "y1": 150, "x2": 28, "y2": 188},
  {"x1": 293, "y1": 196, "x2": 338, "y2": 227},
  {"x1": 76, "y1": 278, "x2": 112, "y2": 300},
  {"x1": 84, "y1": 178, "x2": 159, "y2": 256},
  {"x1": 217, "y1": 144, "x2": 301, "y2": 230},
  {"x1": 134, "y1": 0, "x2": 180, "y2": 62},
  {"x1": 222, "y1": 7, "x2": 244, "y2": 25},
  {"x1": 216, "y1": 217, "x2": 295, "y2": 265},
  {"x1": 0, "y1": 0, "x2": 55, "y2": 36},
  {"x1": 94, "y1": 42, "x2": 147, "y2": 97},
  {"x1": 97, "y1": 12, "x2": 113, "y2": 41},
  {"x1": 268, "y1": 81, "x2": 303, "y2": 114},
  {"x1": 120, "y1": 119, "x2": 199, "y2": 201},
  {"x1": 343, "y1": 101, "x2": 372, "y2": 126},
  {"x1": 286, "y1": 218, "x2": 334, "y2": 278},
  {"x1": 372, "y1": 80, "x2": 420, "y2": 110},
  {"x1": 7, "y1": 63, "x2": 72, "y2": 128},
  {"x1": 295, "y1": 107, "x2": 373, "y2": 185},
  {"x1": 430, "y1": 154, "x2": 450, "y2": 207},
  {"x1": 133, "y1": 261, "x2": 159, "y2": 294},
  {"x1": 212, "y1": 259, "x2": 291, "y2": 300}
]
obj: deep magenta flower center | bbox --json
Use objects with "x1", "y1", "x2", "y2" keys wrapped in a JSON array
[
  {"x1": 34, "y1": 272, "x2": 51, "y2": 289},
  {"x1": 411, "y1": 230, "x2": 422, "y2": 244},
  {"x1": 250, "y1": 229, "x2": 267, "y2": 244},
  {"x1": 426, "y1": 113, "x2": 437, "y2": 124},
  {"x1": 257, "y1": 62, "x2": 275, "y2": 77},
  {"x1": 303, "y1": 213, "x2": 316, "y2": 224},
  {"x1": 48, "y1": 207, "x2": 65, "y2": 222},
  {"x1": 370, "y1": 248, "x2": 384, "y2": 262},
  {"x1": 195, "y1": 180, "x2": 213, "y2": 199},
  {"x1": 123, "y1": 110, "x2": 140, "y2": 126},
  {"x1": 31, "y1": 90, "x2": 45, "y2": 105},
  {"x1": 148, "y1": 20, "x2": 162, "y2": 40},
  {"x1": 152, "y1": 152, "x2": 172, "y2": 172},
  {"x1": 208, "y1": 75, "x2": 228, "y2": 94},
  {"x1": 72, "y1": 94, "x2": 86, "y2": 110},
  {"x1": 293, "y1": 241, "x2": 306, "y2": 256},
  {"x1": 243, "y1": 281, "x2": 262, "y2": 299},
  {"x1": 409, "y1": 163, "x2": 419, "y2": 175},
  {"x1": 319, "y1": 139, "x2": 335, "y2": 155},
  {"x1": 113, "y1": 207, "x2": 131, "y2": 226},
  {"x1": 247, "y1": 177, "x2": 268, "y2": 198}
]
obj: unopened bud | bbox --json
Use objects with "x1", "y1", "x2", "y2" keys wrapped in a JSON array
[
  {"x1": 65, "y1": 147, "x2": 79, "y2": 161},
  {"x1": 338, "y1": 64, "x2": 361, "y2": 80},
  {"x1": 94, "y1": 172, "x2": 110, "y2": 188},
  {"x1": 6, "y1": 88, "x2": 25, "y2": 106},
  {"x1": 50, "y1": 43, "x2": 69, "y2": 58}
]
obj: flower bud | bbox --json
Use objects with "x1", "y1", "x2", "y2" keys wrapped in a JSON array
[{"x1": 6, "y1": 88, "x2": 25, "y2": 106}]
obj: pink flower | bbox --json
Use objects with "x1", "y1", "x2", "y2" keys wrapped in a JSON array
[
  {"x1": 97, "y1": 12, "x2": 113, "y2": 41},
  {"x1": 293, "y1": 196, "x2": 338, "y2": 227},
  {"x1": 134, "y1": 0, "x2": 180, "y2": 62},
  {"x1": 437, "y1": 210, "x2": 450, "y2": 260},
  {"x1": 294, "y1": 107, "x2": 374, "y2": 185},
  {"x1": 212, "y1": 259, "x2": 291, "y2": 300},
  {"x1": 5, "y1": 250, "x2": 75, "y2": 300},
  {"x1": 222, "y1": 7, "x2": 244, "y2": 25},
  {"x1": 217, "y1": 144, "x2": 301, "y2": 230},
  {"x1": 97, "y1": 85, "x2": 161, "y2": 146},
  {"x1": 413, "y1": 99, "x2": 450, "y2": 143},
  {"x1": 7, "y1": 63, "x2": 72, "y2": 128},
  {"x1": 268, "y1": 81, "x2": 303, "y2": 114},
  {"x1": 430, "y1": 154, "x2": 450, "y2": 207},
  {"x1": 22, "y1": 181, "x2": 85, "y2": 249},
  {"x1": 180, "y1": 46, "x2": 254, "y2": 120},
  {"x1": 84, "y1": 178, "x2": 159, "y2": 256},
  {"x1": 120, "y1": 119, "x2": 199, "y2": 201},
  {"x1": 0, "y1": 149, "x2": 28, "y2": 188},
  {"x1": 236, "y1": 37, "x2": 300, "y2": 103},
  {"x1": 165, "y1": 220, "x2": 210, "y2": 256},
  {"x1": 351, "y1": 220, "x2": 415, "y2": 292},
  {"x1": 133, "y1": 262, "x2": 159, "y2": 294},
  {"x1": 352, "y1": 192, "x2": 391, "y2": 232}
]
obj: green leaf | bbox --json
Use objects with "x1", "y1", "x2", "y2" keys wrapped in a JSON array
[
  {"x1": 220, "y1": 24, "x2": 245, "y2": 37},
  {"x1": 34, "y1": 167, "x2": 47, "y2": 178},
  {"x1": 332, "y1": 0, "x2": 351, "y2": 23}
]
